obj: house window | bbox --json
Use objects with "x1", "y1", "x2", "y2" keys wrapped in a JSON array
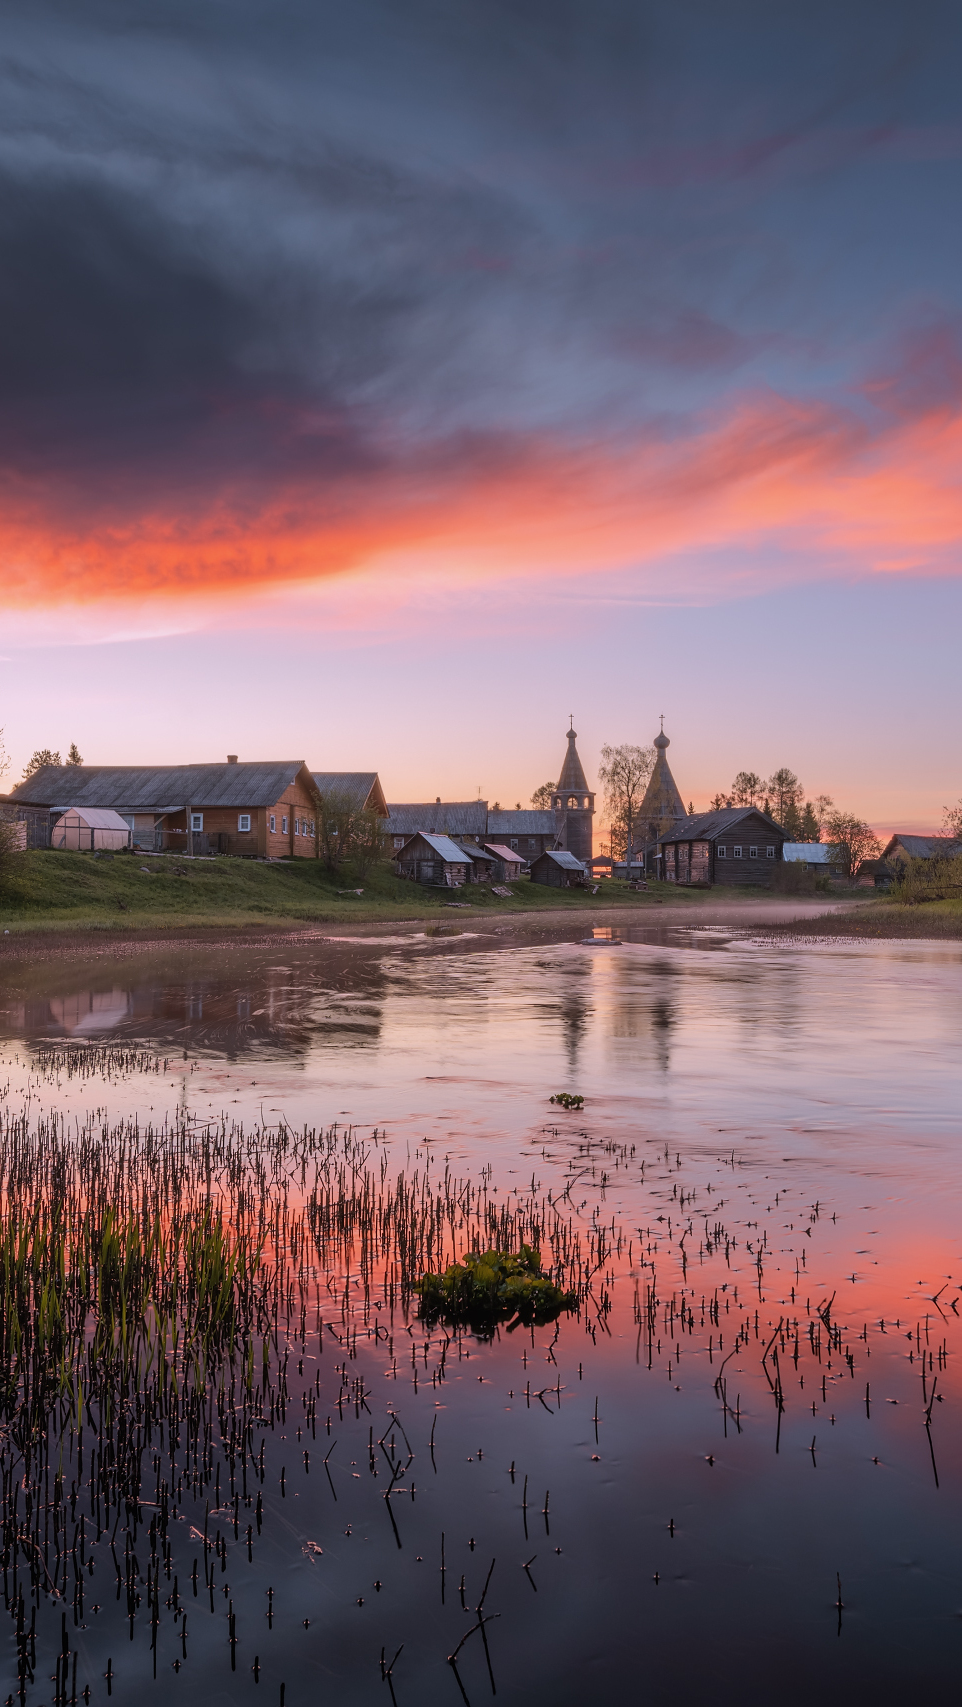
[
  {"x1": 717, "y1": 845, "x2": 726, "y2": 858},
  {"x1": 527, "y1": 838, "x2": 536, "y2": 849},
  {"x1": 238, "y1": 814, "x2": 251, "y2": 833},
  {"x1": 190, "y1": 813, "x2": 203, "y2": 832},
  {"x1": 510, "y1": 838, "x2": 518, "y2": 849},
  {"x1": 393, "y1": 836, "x2": 405, "y2": 849},
  {"x1": 766, "y1": 845, "x2": 775, "y2": 858},
  {"x1": 749, "y1": 845, "x2": 758, "y2": 858},
  {"x1": 270, "y1": 815, "x2": 276, "y2": 833},
  {"x1": 733, "y1": 845, "x2": 743, "y2": 858},
  {"x1": 282, "y1": 816, "x2": 288, "y2": 834}
]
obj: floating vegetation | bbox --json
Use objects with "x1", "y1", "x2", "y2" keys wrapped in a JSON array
[
  {"x1": 549, "y1": 1092, "x2": 584, "y2": 1109},
  {"x1": 415, "y1": 1246, "x2": 579, "y2": 1331}
]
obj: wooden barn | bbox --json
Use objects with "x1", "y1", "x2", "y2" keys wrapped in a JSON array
[
  {"x1": 394, "y1": 832, "x2": 472, "y2": 887},
  {"x1": 660, "y1": 808, "x2": 787, "y2": 887},
  {"x1": 483, "y1": 843, "x2": 525, "y2": 882},
  {"x1": 460, "y1": 844, "x2": 497, "y2": 882},
  {"x1": 529, "y1": 849, "x2": 588, "y2": 888}
]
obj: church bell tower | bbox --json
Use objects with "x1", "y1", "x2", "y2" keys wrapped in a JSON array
[{"x1": 552, "y1": 721, "x2": 595, "y2": 863}]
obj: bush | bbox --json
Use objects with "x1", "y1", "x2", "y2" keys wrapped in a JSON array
[
  {"x1": 892, "y1": 855, "x2": 962, "y2": 904},
  {"x1": 772, "y1": 861, "x2": 817, "y2": 895},
  {"x1": 415, "y1": 1245, "x2": 578, "y2": 1332}
]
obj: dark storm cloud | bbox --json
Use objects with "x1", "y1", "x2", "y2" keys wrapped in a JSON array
[{"x1": 0, "y1": 0, "x2": 960, "y2": 519}]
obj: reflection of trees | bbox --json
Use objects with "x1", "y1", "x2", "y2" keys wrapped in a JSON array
[{"x1": 606, "y1": 957, "x2": 678, "y2": 1074}]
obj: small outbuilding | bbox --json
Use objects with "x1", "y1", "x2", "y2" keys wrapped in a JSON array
[
  {"x1": 459, "y1": 844, "x2": 497, "y2": 883},
  {"x1": 529, "y1": 848, "x2": 587, "y2": 888},
  {"x1": 51, "y1": 808, "x2": 131, "y2": 852},
  {"x1": 782, "y1": 842, "x2": 845, "y2": 877},
  {"x1": 394, "y1": 832, "x2": 472, "y2": 887},
  {"x1": 483, "y1": 843, "x2": 525, "y2": 882}
]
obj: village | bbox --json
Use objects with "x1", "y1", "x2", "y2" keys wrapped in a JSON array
[{"x1": 2, "y1": 720, "x2": 956, "y2": 898}]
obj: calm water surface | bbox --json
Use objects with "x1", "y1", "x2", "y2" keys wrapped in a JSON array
[{"x1": 1, "y1": 922, "x2": 961, "y2": 1706}]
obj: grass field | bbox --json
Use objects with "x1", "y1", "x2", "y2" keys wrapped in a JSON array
[{"x1": 0, "y1": 847, "x2": 702, "y2": 934}]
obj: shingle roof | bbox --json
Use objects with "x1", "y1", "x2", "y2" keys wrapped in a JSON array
[
  {"x1": 635, "y1": 727, "x2": 686, "y2": 840},
  {"x1": 311, "y1": 772, "x2": 387, "y2": 814},
  {"x1": 659, "y1": 807, "x2": 786, "y2": 844},
  {"x1": 386, "y1": 801, "x2": 487, "y2": 836},
  {"x1": 534, "y1": 848, "x2": 586, "y2": 871},
  {"x1": 556, "y1": 726, "x2": 589, "y2": 793},
  {"x1": 10, "y1": 763, "x2": 308, "y2": 812},
  {"x1": 486, "y1": 809, "x2": 557, "y2": 835}
]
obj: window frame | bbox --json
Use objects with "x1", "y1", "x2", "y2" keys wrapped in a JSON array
[
  {"x1": 766, "y1": 845, "x2": 775, "y2": 859},
  {"x1": 238, "y1": 813, "x2": 251, "y2": 833},
  {"x1": 282, "y1": 815, "x2": 288, "y2": 835},
  {"x1": 749, "y1": 845, "x2": 758, "y2": 859},
  {"x1": 269, "y1": 814, "x2": 276, "y2": 833},
  {"x1": 716, "y1": 845, "x2": 726, "y2": 859},
  {"x1": 733, "y1": 845, "x2": 743, "y2": 859},
  {"x1": 190, "y1": 812, "x2": 204, "y2": 833}
]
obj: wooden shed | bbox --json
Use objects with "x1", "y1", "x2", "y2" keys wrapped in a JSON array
[
  {"x1": 529, "y1": 849, "x2": 588, "y2": 888},
  {"x1": 483, "y1": 843, "x2": 525, "y2": 882},
  {"x1": 460, "y1": 844, "x2": 497, "y2": 882},
  {"x1": 393, "y1": 832, "x2": 472, "y2": 887},
  {"x1": 52, "y1": 808, "x2": 131, "y2": 851}
]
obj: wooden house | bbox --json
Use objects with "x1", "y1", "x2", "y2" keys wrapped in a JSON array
[
  {"x1": 483, "y1": 843, "x2": 525, "y2": 881},
  {"x1": 529, "y1": 849, "x2": 588, "y2": 888},
  {"x1": 9, "y1": 759, "x2": 318, "y2": 858},
  {"x1": 660, "y1": 808, "x2": 787, "y2": 887},
  {"x1": 880, "y1": 833, "x2": 962, "y2": 867},
  {"x1": 393, "y1": 832, "x2": 472, "y2": 887},
  {"x1": 385, "y1": 800, "x2": 487, "y2": 853},
  {"x1": 782, "y1": 842, "x2": 845, "y2": 878}
]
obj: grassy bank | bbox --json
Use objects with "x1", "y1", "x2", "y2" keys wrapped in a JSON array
[
  {"x1": 763, "y1": 896, "x2": 962, "y2": 939},
  {"x1": 0, "y1": 847, "x2": 701, "y2": 935}
]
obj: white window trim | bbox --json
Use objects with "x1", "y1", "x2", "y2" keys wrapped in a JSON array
[
  {"x1": 716, "y1": 845, "x2": 726, "y2": 858},
  {"x1": 733, "y1": 845, "x2": 743, "y2": 858},
  {"x1": 238, "y1": 814, "x2": 251, "y2": 833},
  {"x1": 270, "y1": 815, "x2": 276, "y2": 833},
  {"x1": 282, "y1": 816, "x2": 288, "y2": 834},
  {"x1": 749, "y1": 845, "x2": 758, "y2": 858},
  {"x1": 190, "y1": 812, "x2": 204, "y2": 832},
  {"x1": 766, "y1": 845, "x2": 776, "y2": 858}
]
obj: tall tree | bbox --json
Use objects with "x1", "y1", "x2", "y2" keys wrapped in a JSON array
[
  {"x1": 767, "y1": 768, "x2": 804, "y2": 834},
  {"x1": 824, "y1": 811, "x2": 881, "y2": 880},
  {"x1": 598, "y1": 744, "x2": 654, "y2": 861},
  {"x1": 22, "y1": 749, "x2": 61, "y2": 779},
  {"x1": 730, "y1": 771, "x2": 764, "y2": 807},
  {"x1": 798, "y1": 802, "x2": 821, "y2": 841},
  {"x1": 66, "y1": 743, "x2": 83, "y2": 766},
  {"x1": 530, "y1": 781, "x2": 555, "y2": 809}
]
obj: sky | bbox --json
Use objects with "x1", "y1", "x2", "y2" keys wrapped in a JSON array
[{"x1": 1, "y1": 0, "x2": 961, "y2": 830}]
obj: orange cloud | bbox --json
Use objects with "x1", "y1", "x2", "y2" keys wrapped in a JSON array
[{"x1": 3, "y1": 383, "x2": 962, "y2": 611}]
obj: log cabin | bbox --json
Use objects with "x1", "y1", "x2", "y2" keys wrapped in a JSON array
[
  {"x1": 529, "y1": 849, "x2": 588, "y2": 888},
  {"x1": 659, "y1": 808, "x2": 787, "y2": 887},
  {"x1": 393, "y1": 832, "x2": 472, "y2": 887}
]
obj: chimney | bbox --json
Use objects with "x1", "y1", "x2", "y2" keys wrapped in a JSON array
[{"x1": 227, "y1": 754, "x2": 238, "y2": 765}]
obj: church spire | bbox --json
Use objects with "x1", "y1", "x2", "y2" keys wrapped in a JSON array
[
  {"x1": 552, "y1": 720, "x2": 594, "y2": 862},
  {"x1": 557, "y1": 722, "x2": 589, "y2": 793},
  {"x1": 636, "y1": 723, "x2": 686, "y2": 856}
]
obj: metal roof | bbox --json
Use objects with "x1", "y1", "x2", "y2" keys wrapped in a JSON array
[
  {"x1": 484, "y1": 843, "x2": 523, "y2": 861},
  {"x1": 533, "y1": 848, "x2": 587, "y2": 870},
  {"x1": 486, "y1": 809, "x2": 557, "y2": 835},
  {"x1": 882, "y1": 834, "x2": 962, "y2": 860},
  {"x1": 459, "y1": 843, "x2": 495, "y2": 862},
  {"x1": 53, "y1": 807, "x2": 131, "y2": 831},
  {"x1": 659, "y1": 807, "x2": 786, "y2": 844},
  {"x1": 783, "y1": 842, "x2": 834, "y2": 864},
  {"x1": 398, "y1": 832, "x2": 472, "y2": 863},
  {"x1": 311, "y1": 772, "x2": 387, "y2": 814},
  {"x1": 10, "y1": 762, "x2": 308, "y2": 812},
  {"x1": 386, "y1": 801, "x2": 488, "y2": 836}
]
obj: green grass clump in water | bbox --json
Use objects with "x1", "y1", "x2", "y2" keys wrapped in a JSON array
[{"x1": 415, "y1": 1244, "x2": 578, "y2": 1332}]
